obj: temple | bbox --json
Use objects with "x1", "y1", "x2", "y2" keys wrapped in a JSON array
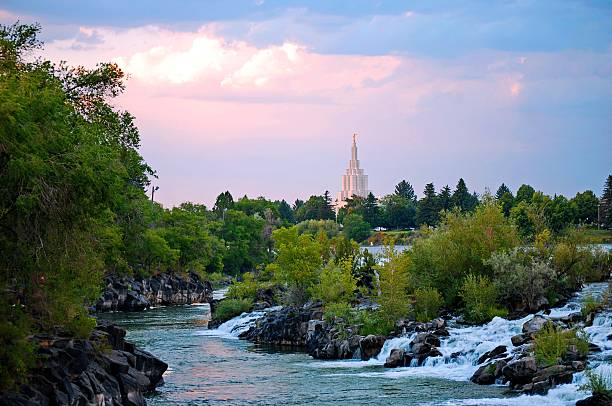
[{"x1": 335, "y1": 134, "x2": 369, "y2": 210}]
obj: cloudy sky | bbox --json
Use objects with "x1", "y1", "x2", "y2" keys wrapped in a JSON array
[{"x1": 2, "y1": 1, "x2": 611, "y2": 207}]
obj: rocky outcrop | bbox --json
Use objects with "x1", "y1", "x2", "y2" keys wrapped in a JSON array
[
  {"x1": 241, "y1": 304, "x2": 318, "y2": 347},
  {"x1": 384, "y1": 321, "x2": 449, "y2": 368},
  {"x1": 95, "y1": 272, "x2": 212, "y2": 312},
  {"x1": 359, "y1": 335, "x2": 386, "y2": 361},
  {"x1": 0, "y1": 323, "x2": 167, "y2": 406},
  {"x1": 576, "y1": 393, "x2": 612, "y2": 406}
]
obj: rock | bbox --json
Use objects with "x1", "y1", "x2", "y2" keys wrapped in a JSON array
[
  {"x1": 477, "y1": 345, "x2": 507, "y2": 365},
  {"x1": 572, "y1": 361, "x2": 586, "y2": 371},
  {"x1": 0, "y1": 323, "x2": 167, "y2": 406},
  {"x1": 384, "y1": 348, "x2": 410, "y2": 368},
  {"x1": 511, "y1": 333, "x2": 533, "y2": 346},
  {"x1": 412, "y1": 333, "x2": 441, "y2": 348},
  {"x1": 502, "y1": 357, "x2": 537, "y2": 385},
  {"x1": 359, "y1": 335, "x2": 386, "y2": 361},
  {"x1": 576, "y1": 393, "x2": 612, "y2": 406},
  {"x1": 95, "y1": 271, "x2": 213, "y2": 312},
  {"x1": 470, "y1": 363, "x2": 496, "y2": 385},
  {"x1": 522, "y1": 315, "x2": 549, "y2": 334}
]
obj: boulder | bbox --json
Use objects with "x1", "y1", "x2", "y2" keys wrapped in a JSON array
[
  {"x1": 359, "y1": 335, "x2": 386, "y2": 361},
  {"x1": 511, "y1": 333, "x2": 533, "y2": 346},
  {"x1": 477, "y1": 345, "x2": 507, "y2": 365},
  {"x1": 384, "y1": 348, "x2": 410, "y2": 368},
  {"x1": 471, "y1": 363, "x2": 497, "y2": 385},
  {"x1": 522, "y1": 315, "x2": 549, "y2": 334},
  {"x1": 576, "y1": 393, "x2": 612, "y2": 406},
  {"x1": 502, "y1": 357, "x2": 538, "y2": 385}
]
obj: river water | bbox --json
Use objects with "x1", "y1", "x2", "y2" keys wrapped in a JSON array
[{"x1": 98, "y1": 279, "x2": 610, "y2": 405}]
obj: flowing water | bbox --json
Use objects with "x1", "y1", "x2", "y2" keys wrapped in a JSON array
[{"x1": 98, "y1": 280, "x2": 610, "y2": 405}]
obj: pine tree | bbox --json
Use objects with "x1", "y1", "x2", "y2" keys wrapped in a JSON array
[
  {"x1": 451, "y1": 178, "x2": 472, "y2": 211},
  {"x1": 394, "y1": 180, "x2": 417, "y2": 202},
  {"x1": 213, "y1": 191, "x2": 234, "y2": 214},
  {"x1": 601, "y1": 175, "x2": 612, "y2": 228},
  {"x1": 495, "y1": 183, "x2": 512, "y2": 200},
  {"x1": 438, "y1": 185, "x2": 452, "y2": 211},
  {"x1": 417, "y1": 183, "x2": 440, "y2": 226},
  {"x1": 363, "y1": 192, "x2": 380, "y2": 227}
]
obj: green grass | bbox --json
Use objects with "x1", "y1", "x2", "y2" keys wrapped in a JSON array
[
  {"x1": 534, "y1": 323, "x2": 589, "y2": 366},
  {"x1": 582, "y1": 228, "x2": 612, "y2": 244},
  {"x1": 579, "y1": 369, "x2": 612, "y2": 395}
]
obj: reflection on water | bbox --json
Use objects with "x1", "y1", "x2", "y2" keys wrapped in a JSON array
[{"x1": 98, "y1": 304, "x2": 510, "y2": 405}]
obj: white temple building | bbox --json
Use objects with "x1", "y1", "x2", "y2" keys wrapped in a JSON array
[{"x1": 335, "y1": 134, "x2": 369, "y2": 210}]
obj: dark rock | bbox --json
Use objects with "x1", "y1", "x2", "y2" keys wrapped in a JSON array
[
  {"x1": 477, "y1": 345, "x2": 507, "y2": 365},
  {"x1": 412, "y1": 333, "x2": 441, "y2": 348},
  {"x1": 359, "y1": 335, "x2": 386, "y2": 361},
  {"x1": 522, "y1": 315, "x2": 549, "y2": 334},
  {"x1": 511, "y1": 333, "x2": 533, "y2": 346},
  {"x1": 576, "y1": 393, "x2": 612, "y2": 406},
  {"x1": 471, "y1": 363, "x2": 497, "y2": 385},
  {"x1": 0, "y1": 323, "x2": 167, "y2": 406},
  {"x1": 384, "y1": 348, "x2": 410, "y2": 368},
  {"x1": 502, "y1": 356, "x2": 537, "y2": 385},
  {"x1": 95, "y1": 271, "x2": 213, "y2": 312}
]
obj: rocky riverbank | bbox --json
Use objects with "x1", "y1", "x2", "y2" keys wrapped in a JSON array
[
  {"x1": 95, "y1": 271, "x2": 213, "y2": 312},
  {"x1": 0, "y1": 323, "x2": 167, "y2": 406}
]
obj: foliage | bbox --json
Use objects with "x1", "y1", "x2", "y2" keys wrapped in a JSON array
[
  {"x1": 581, "y1": 295, "x2": 605, "y2": 317},
  {"x1": 213, "y1": 299, "x2": 253, "y2": 323},
  {"x1": 0, "y1": 300, "x2": 34, "y2": 390},
  {"x1": 352, "y1": 249, "x2": 377, "y2": 290},
  {"x1": 487, "y1": 249, "x2": 557, "y2": 311},
  {"x1": 295, "y1": 193, "x2": 335, "y2": 222},
  {"x1": 376, "y1": 245, "x2": 411, "y2": 323},
  {"x1": 533, "y1": 323, "x2": 589, "y2": 366},
  {"x1": 221, "y1": 209, "x2": 265, "y2": 275},
  {"x1": 342, "y1": 213, "x2": 371, "y2": 242},
  {"x1": 601, "y1": 175, "x2": 612, "y2": 229},
  {"x1": 394, "y1": 180, "x2": 417, "y2": 202},
  {"x1": 459, "y1": 274, "x2": 507, "y2": 324},
  {"x1": 227, "y1": 272, "x2": 259, "y2": 300},
  {"x1": 356, "y1": 310, "x2": 395, "y2": 336},
  {"x1": 413, "y1": 287, "x2": 443, "y2": 322},
  {"x1": 579, "y1": 368, "x2": 612, "y2": 396},
  {"x1": 380, "y1": 194, "x2": 416, "y2": 230},
  {"x1": 295, "y1": 219, "x2": 341, "y2": 238},
  {"x1": 452, "y1": 178, "x2": 479, "y2": 212},
  {"x1": 416, "y1": 183, "x2": 440, "y2": 226},
  {"x1": 310, "y1": 258, "x2": 357, "y2": 304}
]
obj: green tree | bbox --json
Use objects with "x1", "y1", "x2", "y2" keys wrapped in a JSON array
[
  {"x1": 600, "y1": 175, "x2": 612, "y2": 228},
  {"x1": 417, "y1": 183, "x2": 440, "y2": 226},
  {"x1": 295, "y1": 194, "x2": 335, "y2": 221},
  {"x1": 451, "y1": 178, "x2": 477, "y2": 212},
  {"x1": 213, "y1": 191, "x2": 234, "y2": 215},
  {"x1": 495, "y1": 183, "x2": 512, "y2": 200},
  {"x1": 438, "y1": 185, "x2": 452, "y2": 211},
  {"x1": 221, "y1": 210, "x2": 265, "y2": 274},
  {"x1": 276, "y1": 199, "x2": 295, "y2": 225},
  {"x1": 342, "y1": 213, "x2": 371, "y2": 242},
  {"x1": 380, "y1": 194, "x2": 416, "y2": 229},
  {"x1": 376, "y1": 246, "x2": 411, "y2": 323},
  {"x1": 515, "y1": 184, "x2": 536, "y2": 204},
  {"x1": 545, "y1": 195, "x2": 575, "y2": 233},
  {"x1": 394, "y1": 180, "x2": 417, "y2": 202},
  {"x1": 363, "y1": 192, "x2": 380, "y2": 227},
  {"x1": 570, "y1": 191, "x2": 598, "y2": 225}
]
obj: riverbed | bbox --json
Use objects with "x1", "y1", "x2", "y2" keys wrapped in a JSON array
[{"x1": 98, "y1": 280, "x2": 610, "y2": 405}]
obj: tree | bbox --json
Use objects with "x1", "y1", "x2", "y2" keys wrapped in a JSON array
[
  {"x1": 438, "y1": 185, "x2": 452, "y2": 211},
  {"x1": 417, "y1": 183, "x2": 440, "y2": 226},
  {"x1": 380, "y1": 195, "x2": 416, "y2": 229},
  {"x1": 545, "y1": 195, "x2": 575, "y2": 233},
  {"x1": 376, "y1": 247, "x2": 411, "y2": 323},
  {"x1": 221, "y1": 210, "x2": 265, "y2": 274},
  {"x1": 295, "y1": 194, "x2": 335, "y2": 221},
  {"x1": 394, "y1": 180, "x2": 417, "y2": 202},
  {"x1": 515, "y1": 184, "x2": 536, "y2": 204},
  {"x1": 601, "y1": 175, "x2": 612, "y2": 228},
  {"x1": 343, "y1": 214, "x2": 371, "y2": 242},
  {"x1": 276, "y1": 199, "x2": 295, "y2": 225},
  {"x1": 363, "y1": 192, "x2": 380, "y2": 227},
  {"x1": 495, "y1": 183, "x2": 512, "y2": 200},
  {"x1": 213, "y1": 191, "x2": 234, "y2": 215},
  {"x1": 452, "y1": 178, "x2": 477, "y2": 212},
  {"x1": 570, "y1": 191, "x2": 598, "y2": 225}
]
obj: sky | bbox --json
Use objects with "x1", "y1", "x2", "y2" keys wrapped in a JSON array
[{"x1": 2, "y1": 1, "x2": 611, "y2": 207}]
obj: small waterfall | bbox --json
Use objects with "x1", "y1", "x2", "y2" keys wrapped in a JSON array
[{"x1": 194, "y1": 306, "x2": 282, "y2": 338}]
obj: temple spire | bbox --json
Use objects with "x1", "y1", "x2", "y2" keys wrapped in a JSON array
[
  {"x1": 336, "y1": 133, "x2": 369, "y2": 210},
  {"x1": 351, "y1": 133, "x2": 358, "y2": 162}
]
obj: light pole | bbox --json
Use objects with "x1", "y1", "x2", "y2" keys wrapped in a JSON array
[{"x1": 151, "y1": 185, "x2": 159, "y2": 202}]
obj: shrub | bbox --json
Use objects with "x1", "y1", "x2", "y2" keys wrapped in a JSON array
[
  {"x1": 579, "y1": 369, "x2": 612, "y2": 396},
  {"x1": 413, "y1": 287, "x2": 443, "y2": 322},
  {"x1": 309, "y1": 259, "x2": 357, "y2": 305},
  {"x1": 376, "y1": 246, "x2": 411, "y2": 323},
  {"x1": 0, "y1": 303, "x2": 34, "y2": 391},
  {"x1": 581, "y1": 295, "x2": 604, "y2": 317},
  {"x1": 323, "y1": 302, "x2": 355, "y2": 324},
  {"x1": 534, "y1": 323, "x2": 589, "y2": 366},
  {"x1": 227, "y1": 272, "x2": 259, "y2": 301},
  {"x1": 357, "y1": 310, "x2": 395, "y2": 336},
  {"x1": 207, "y1": 272, "x2": 230, "y2": 288},
  {"x1": 213, "y1": 298, "x2": 253, "y2": 323},
  {"x1": 342, "y1": 214, "x2": 371, "y2": 242},
  {"x1": 460, "y1": 274, "x2": 507, "y2": 324}
]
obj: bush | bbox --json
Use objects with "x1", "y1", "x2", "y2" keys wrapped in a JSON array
[
  {"x1": 227, "y1": 272, "x2": 259, "y2": 301},
  {"x1": 460, "y1": 274, "x2": 507, "y2": 324},
  {"x1": 357, "y1": 310, "x2": 395, "y2": 336},
  {"x1": 534, "y1": 323, "x2": 589, "y2": 366},
  {"x1": 413, "y1": 287, "x2": 443, "y2": 322},
  {"x1": 309, "y1": 259, "x2": 357, "y2": 304},
  {"x1": 0, "y1": 303, "x2": 34, "y2": 391},
  {"x1": 579, "y1": 368, "x2": 612, "y2": 396},
  {"x1": 376, "y1": 246, "x2": 411, "y2": 323},
  {"x1": 213, "y1": 298, "x2": 253, "y2": 323},
  {"x1": 206, "y1": 272, "x2": 230, "y2": 288},
  {"x1": 581, "y1": 295, "x2": 605, "y2": 317},
  {"x1": 342, "y1": 214, "x2": 371, "y2": 242}
]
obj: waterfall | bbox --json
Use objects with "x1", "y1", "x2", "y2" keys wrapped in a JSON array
[{"x1": 194, "y1": 306, "x2": 282, "y2": 338}]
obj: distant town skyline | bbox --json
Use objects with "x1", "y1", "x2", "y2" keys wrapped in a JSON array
[{"x1": 2, "y1": 1, "x2": 611, "y2": 207}]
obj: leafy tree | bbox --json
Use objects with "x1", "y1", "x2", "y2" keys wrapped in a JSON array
[
  {"x1": 309, "y1": 258, "x2": 357, "y2": 304},
  {"x1": 276, "y1": 199, "x2": 295, "y2": 225},
  {"x1": 460, "y1": 274, "x2": 507, "y2": 323},
  {"x1": 363, "y1": 192, "x2": 380, "y2": 227},
  {"x1": 342, "y1": 213, "x2": 371, "y2": 242},
  {"x1": 570, "y1": 191, "x2": 598, "y2": 225},
  {"x1": 295, "y1": 219, "x2": 341, "y2": 238},
  {"x1": 394, "y1": 180, "x2": 417, "y2": 202},
  {"x1": 376, "y1": 246, "x2": 411, "y2": 323},
  {"x1": 221, "y1": 210, "x2": 265, "y2": 274},
  {"x1": 213, "y1": 191, "x2": 234, "y2": 215},
  {"x1": 601, "y1": 175, "x2": 612, "y2": 228},
  {"x1": 295, "y1": 194, "x2": 335, "y2": 221},
  {"x1": 515, "y1": 184, "x2": 536, "y2": 204},
  {"x1": 510, "y1": 201, "x2": 535, "y2": 239},
  {"x1": 417, "y1": 183, "x2": 440, "y2": 226},
  {"x1": 352, "y1": 249, "x2": 376, "y2": 290},
  {"x1": 380, "y1": 194, "x2": 416, "y2": 229},
  {"x1": 438, "y1": 185, "x2": 452, "y2": 211},
  {"x1": 545, "y1": 195, "x2": 575, "y2": 233}
]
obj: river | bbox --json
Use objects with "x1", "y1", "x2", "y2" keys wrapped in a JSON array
[{"x1": 98, "y1": 279, "x2": 610, "y2": 405}]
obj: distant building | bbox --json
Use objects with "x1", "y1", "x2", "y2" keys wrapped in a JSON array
[{"x1": 335, "y1": 134, "x2": 369, "y2": 211}]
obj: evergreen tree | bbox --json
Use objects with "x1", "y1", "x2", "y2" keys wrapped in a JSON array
[
  {"x1": 601, "y1": 175, "x2": 612, "y2": 228},
  {"x1": 417, "y1": 183, "x2": 440, "y2": 226},
  {"x1": 293, "y1": 199, "x2": 304, "y2": 211},
  {"x1": 451, "y1": 178, "x2": 473, "y2": 211},
  {"x1": 213, "y1": 191, "x2": 234, "y2": 215},
  {"x1": 277, "y1": 199, "x2": 295, "y2": 224},
  {"x1": 380, "y1": 195, "x2": 416, "y2": 229},
  {"x1": 363, "y1": 192, "x2": 380, "y2": 227},
  {"x1": 438, "y1": 185, "x2": 452, "y2": 211},
  {"x1": 495, "y1": 183, "x2": 512, "y2": 200},
  {"x1": 394, "y1": 180, "x2": 417, "y2": 202}
]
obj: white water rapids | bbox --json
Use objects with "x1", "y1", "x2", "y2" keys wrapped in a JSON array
[{"x1": 205, "y1": 282, "x2": 610, "y2": 405}]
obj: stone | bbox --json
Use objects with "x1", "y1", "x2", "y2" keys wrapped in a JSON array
[
  {"x1": 384, "y1": 348, "x2": 408, "y2": 368},
  {"x1": 576, "y1": 393, "x2": 612, "y2": 406},
  {"x1": 511, "y1": 333, "x2": 532, "y2": 346},
  {"x1": 471, "y1": 363, "x2": 496, "y2": 385},
  {"x1": 502, "y1": 357, "x2": 538, "y2": 385},
  {"x1": 359, "y1": 335, "x2": 387, "y2": 361},
  {"x1": 412, "y1": 333, "x2": 441, "y2": 348},
  {"x1": 477, "y1": 345, "x2": 507, "y2": 365},
  {"x1": 522, "y1": 315, "x2": 549, "y2": 334}
]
